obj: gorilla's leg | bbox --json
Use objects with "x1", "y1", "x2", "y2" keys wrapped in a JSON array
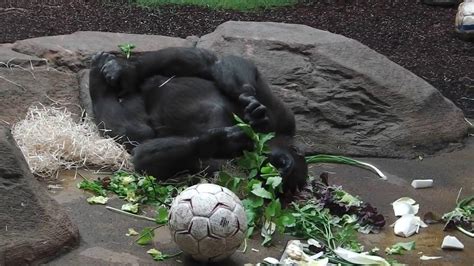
[
  {"x1": 133, "y1": 126, "x2": 253, "y2": 179},
  {"x1": 89, "y1": 53, "x2": 154, "y2": 149}
]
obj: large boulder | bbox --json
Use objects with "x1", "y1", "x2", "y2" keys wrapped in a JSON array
[
  {"x1": 0, "y1": 43, "x2": 46, "y2": 67},
  {"x1": 11, "y1": 31, "x2": 195, "y2": 71},
  {"x1": 197, "y1": 21, "x2": 468, "y2": 158},
  {"x1": 0, "y1": 126, "x2": 79, "y2": 264},
  {"x1": 0, "y1": 67, "x2": 80, "y2": 124}
]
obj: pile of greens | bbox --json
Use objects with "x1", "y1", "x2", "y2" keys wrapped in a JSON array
[
  {"x1": 78, "y1": 115, "x2": 387, "y2": 263},
  {"x1": 442, "y1": 192, "x2": 473, "y2": 237}
]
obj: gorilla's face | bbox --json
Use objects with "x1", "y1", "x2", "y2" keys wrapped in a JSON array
[{"x1": 267, "y1": 136, "x2": 308, "y2": 193}]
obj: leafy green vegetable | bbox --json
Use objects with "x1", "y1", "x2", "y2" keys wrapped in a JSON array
[
  {"x1": 385, "y1": 241, "x2": 416, "y2": 255},
  {"x1": 118, "y1": 43, "x2": 136, "y2": 59},
  {"x1": 136, "y1": 227, "x2": 155, "y2": 245},
  {"x1": 147, "y1": 248, "x2": 182, "y2": 261},
  {"x1": 155, "y1": 206, "x2": 169, "y2": 224},
  {"x1": 86, "y1": 196, "x2": 108, "y2": 204},
  {"x1": 442, "y1": 191, "x2": 473, "y2": 237},
  {"x1": 306, "y1": 155, "x2": 387, "y2": 180},
  {"x1": 290, "y1": 201, "x2": 362, "y2": 252},
  {"x1": 77, "y1": 179, "x2": 107, "y2": 196},
  {"x1": 122, "y1": 203, "x2": 139, "y2": 214}
]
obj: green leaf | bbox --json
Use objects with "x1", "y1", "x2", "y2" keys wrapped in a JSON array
[
  {"x1": 248, "y1": 179, "x2": 262, "y2": 190},
  {"x1": 251, "y1": 187, "x2": 273, "y2": 199},
  {"x1": 242, "y1": 196, "x2": 264, "y2": 208},
  {"x1": 259, "y1": 132, "x2": 275, "y2": 146},
  {"x1": 385, "y1": 241, "x2": 416, "y2": 255},
  {"x1": 277, "y1": 212, "x2": 296, "y2": 228},
  {"x1": 266, "y1": 176, "x2": 282, "y2": 189},
  {"x1": 136, "y1": 227, "x2": 155, "y2": 245},
  {"x1": 337, "y1": 191, "x2": 361, "y2": 207},
  {"x1": 77, "y1": 180, "x2": 107, "y2": 196},
  {"x1": 86, "y1": 195, "x2": 108, "y2": 205},
  {"x1": 155, "y1": 206, "x2": 169, "y2": 224},
  {"x1": 147, "y1": 248, "x2": 182, "y2": 261},
  {"x1": 265, "y1": 200, "x2": 282, "y2": 218},
  {"x1": 261, "y1": 165, "x2": 274, "y2": 174}
]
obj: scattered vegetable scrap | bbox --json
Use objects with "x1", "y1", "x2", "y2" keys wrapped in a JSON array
[
  {"x1": 442, "y1": 190, "x2": 473, "y2": 237},
  {"x1": 420, "y1": 255, "x2": 442, "y2": 261},
  {"x1": 385, "y1": 241, "x2": 416, "y2": 255},
  {"x1": 86, "y1": 195, "x2": 108, "y2": 205}
]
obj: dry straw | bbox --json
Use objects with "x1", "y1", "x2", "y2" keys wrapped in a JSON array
[{"x1": 12, "y1": 105, "x2": 132, "y2": 177}]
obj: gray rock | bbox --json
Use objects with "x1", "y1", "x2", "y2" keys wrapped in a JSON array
[
  {"x1": 197, "y1": 21, "x2": 469, "y2": 157},
  {"x1": 0, "y1": 43, "x2": 46, "y2": 67},
  {"x1": 0, "y1": 67, "x2": 80, "y2": 124},
  {"x1": 78, "y1": 69, "x2": 93, "y2": 119},
  {"x1": 12, "y1": 31, "x2": 194, "y2": 71},
  {"x1": 0, "y1": 126, "x2": 79, "y2": 265}
]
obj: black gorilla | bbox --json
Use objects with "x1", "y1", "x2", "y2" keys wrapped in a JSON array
[{"x1": 89, "y1": 47, "x2": 307, "y2": 193}]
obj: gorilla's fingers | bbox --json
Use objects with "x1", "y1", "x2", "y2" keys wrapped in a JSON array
[
  {"x1": 101, "y1": 60, "x2": 122, "y2": 87},
  {"x1": 244, "y1": 101, "x2": 260, "y2": 114},
  {"x1": 251, "y1": 105, "x2": 266, "y2": 119},
  {"x1": 238, "y1": 94, "x2": 254, "y2": 106}
]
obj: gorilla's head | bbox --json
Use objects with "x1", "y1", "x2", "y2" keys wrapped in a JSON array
[{"x1": 267, "y1": 136, "x2": 308, "y2": 194}]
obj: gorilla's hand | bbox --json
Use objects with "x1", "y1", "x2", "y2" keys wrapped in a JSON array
[
  {"x1": 239, "y1": 89, "x2": 270, "y2": 132},
  {"x1": 268, "y1": 144, "x2": 308, "y2": 194},
  {"x1": 91, "y1": 52, "x2": 137, "y2": 96},
  {"x1": 201, "y1": 126, "x2": 253, "y2": 158}
]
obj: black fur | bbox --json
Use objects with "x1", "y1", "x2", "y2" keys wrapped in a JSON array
[{"x1": 89, "y1": 48, "x2": 307, "y2": 193}]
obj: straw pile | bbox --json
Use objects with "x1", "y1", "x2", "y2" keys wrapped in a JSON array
[{"x1": 12, "y1": 105, "x2": 132, "y2": 177}]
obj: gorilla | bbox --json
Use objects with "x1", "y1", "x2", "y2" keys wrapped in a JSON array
[{"x1": 89, "y1": 47, "x2": 307, "y2": 193}]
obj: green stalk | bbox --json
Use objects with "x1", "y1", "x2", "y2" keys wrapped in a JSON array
[{"x1": 305, "y1": 155, "x2": 387, "y2": 180}]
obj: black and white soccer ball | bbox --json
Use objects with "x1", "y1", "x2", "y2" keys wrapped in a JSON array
[
  {"x1": 168, "y1": 183, "x2": 247, "y2": 262},
  {"x1": 456, "y1": 0, "x2": 474, "y2": 39}
]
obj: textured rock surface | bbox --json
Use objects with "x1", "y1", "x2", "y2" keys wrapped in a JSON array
[
  {"x1": 0, "y1": 43, "x2": 46, "y2": 67},
  {"x1": 0, "y1": 126, "x2": 79, "y2": 265},
  {"x1": 78, "y1": 69, "x2": 93, "y2": 119},
  {"x1": 0, "y1": 67, "x2": 79, "y2": 124},
  {"x1": 12, "y1": 31, "x2": 194, "y2": 71},
  {"x1": 197, "y1": 21, "x2": 468, "y2": 157}
]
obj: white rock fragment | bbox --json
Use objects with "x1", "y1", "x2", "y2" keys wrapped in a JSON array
[
  {"x1": 392, "y1": 197, "x2": 419, "y2": 216},
  {"x1": 393, "y1": 214, "x2": 428, "y2": 237},
  {"x1": 263, "y1": 257, "x2": 280, "y2": 265},
  {"x1": 441, "y1": 235, "x2": 464, "y2": 250},
  {"x1": 411, "y1": 179, "x2": 433, "y2": 189}
]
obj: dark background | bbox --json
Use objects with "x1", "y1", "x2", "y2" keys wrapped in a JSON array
[{"x1": 1, "y1": 0, "x2": 473, "y2": 117}]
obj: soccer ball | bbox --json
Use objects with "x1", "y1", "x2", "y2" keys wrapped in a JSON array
[
  {"x1": 168, "y1": 183, "x2": 247, "y2": 262},
  {"x1": 455, "y1": 0, "x2": 474, "y2": 39}
]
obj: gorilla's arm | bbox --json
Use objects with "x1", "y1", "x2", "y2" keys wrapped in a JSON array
[
  {"x1": 89, "y1": 53, "x2": 154, "y2": 149},
  {"x1": 98, "y1": 48, "x2": 295, "y2": 135},
  {"x1": 133, "y1": 126, "x2": 253, "y2": 179}
]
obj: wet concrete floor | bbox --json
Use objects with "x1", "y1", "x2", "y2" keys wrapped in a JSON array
[{"x1": 44, "y1": 138, "x2": 473, "y2": 265}]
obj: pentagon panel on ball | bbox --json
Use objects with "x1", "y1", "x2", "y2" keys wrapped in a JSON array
[{"x1": 168, "y1": 184, "x2": 247, "y2": 262}]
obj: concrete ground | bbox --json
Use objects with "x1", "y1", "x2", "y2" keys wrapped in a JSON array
[{"x1": 43, "y1": 137, "x2": 473, "y2": 266}]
